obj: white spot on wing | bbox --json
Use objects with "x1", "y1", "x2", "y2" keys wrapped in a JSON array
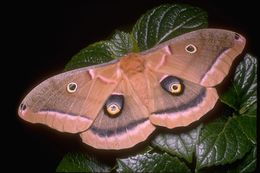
[{"x1": 185, "y1": 44, "x2": 197, "y2": 54}]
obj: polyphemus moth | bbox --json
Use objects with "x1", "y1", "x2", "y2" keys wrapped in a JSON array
[{"x1": 18, "y1": 29, "x2": 245, "y2": 150}]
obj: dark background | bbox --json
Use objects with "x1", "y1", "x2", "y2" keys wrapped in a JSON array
[{"x1": 4, "y1": 0, "x2": 258, "y2": 172}]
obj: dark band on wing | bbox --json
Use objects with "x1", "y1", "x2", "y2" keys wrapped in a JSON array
[
  {"x1": 38, "y1": 109, "x2": 91, "y2": 120},
  {"x1": 90, "y1": 118, "x2": 148, "y2": 137},
  {"x1": 153, "y1": 87, "x2": 206, "y2": 114}
]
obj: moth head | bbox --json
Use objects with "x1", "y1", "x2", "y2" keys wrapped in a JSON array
[
  {"x1": 104, "y1": 94, "x2": 124, "y2": 117},
  {"x1": 160, "y1": 76, "x2": 184, "y2": 95}
]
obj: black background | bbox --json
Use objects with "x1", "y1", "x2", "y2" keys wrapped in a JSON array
[{"x1": 4, "y1": 0, "x2": 258, "y2": 172}]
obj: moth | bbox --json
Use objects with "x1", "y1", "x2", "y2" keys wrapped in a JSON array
[{"x1": 18, "y1": 29, "x2": 245, "y2": 150}]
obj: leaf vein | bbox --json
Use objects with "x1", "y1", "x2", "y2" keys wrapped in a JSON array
[{"x1": 158, "y1": 11, "x2": 205, "y2": 43}]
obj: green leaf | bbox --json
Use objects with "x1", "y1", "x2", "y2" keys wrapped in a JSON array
[
  {"x1": 64, "y1": 41, "x2": 114, "y2": 71},
  {"x1": 235, "y1": 104, "x2": 256, "y2": 144},
  {"x1": 56, "y1": 153, "x2": 110, "y2": 172},
  {"x1": 195, "y1": 116, "x2": 252, "y2": 170},
  {"x1": 196, "y1": 55, "x2": 257, "y2": 170},
  {"x1": 116, "y1": 151, "x2": 191, "y2": 173},
  {"x1": 65, "y1": 31, "x2": 137, "y2": 71},
  {"x1": 220, "y1": 54, "x2": 257, "y2": 113},
  {"x1": 152, "y1": 125, "x2": 202, "y2": 163},
  {"x1": 132, "y1": 4, "x2": 207, "y2": 51},
  {"x1": 107, "y1": 31, "x2": 138, "y2": 57},
  {"x1": 216, "y1": 54, "x2": 257, "y2": 169},
  {"x1": 228, "y1": 146, "x2": 257, "y2": 173}
]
